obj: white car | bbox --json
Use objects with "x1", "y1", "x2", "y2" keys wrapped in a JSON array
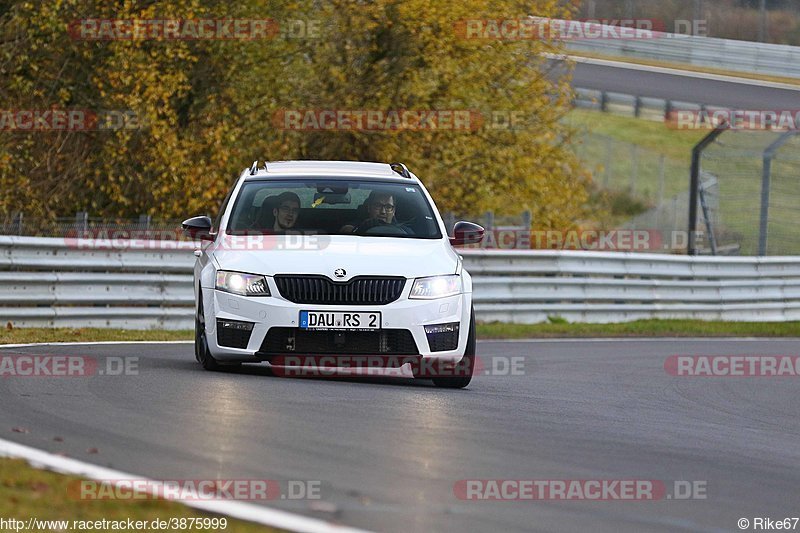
[{"x1": 182, "y1": 161, "x2": 484, "y2": 388}]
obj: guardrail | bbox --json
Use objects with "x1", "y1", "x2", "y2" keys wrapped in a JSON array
[
  {"x1": 1, "y1": 236, "x2": 798, "y2": 329},
  {"x1": 573, "y1": 87, "x2": 717, "y2": 121},
  {"x1": 561, "y1": 20, "x2": 800, "y2": 79}
]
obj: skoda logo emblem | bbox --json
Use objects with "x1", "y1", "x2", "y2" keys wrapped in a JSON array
[{"x1": 334, "y1": 268, "x2": 346, "y2": 278}]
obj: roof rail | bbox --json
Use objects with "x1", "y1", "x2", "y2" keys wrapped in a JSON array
[
  {"x1": 390, "y1": 162, "x2": 412, "y2": 179},
  {"x1": 249, "y1": 160, "x2": 259, "y2": 175}
]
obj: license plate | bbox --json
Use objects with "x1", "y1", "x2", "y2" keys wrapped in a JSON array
[{"x1": 300, "y1": 311, "x2": 381, "y2": 331}]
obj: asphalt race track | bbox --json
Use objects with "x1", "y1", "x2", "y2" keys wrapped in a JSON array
[
  {"x1": 1, "y1": 339, "x2": 799, "y2": 532},
  {"x1": 558, "y1": 59, "x2": 800, "y2": 109}
]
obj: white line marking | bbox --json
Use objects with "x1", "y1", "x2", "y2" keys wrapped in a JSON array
[
  {"x1": 0, "y1": 438, "x2": 371, "y2": 533},
  {"x1": 546, "y1": 52, "x2": 800, "y2": 91}
]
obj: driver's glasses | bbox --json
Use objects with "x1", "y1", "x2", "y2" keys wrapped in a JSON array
[{"x1": 371, "y1": 203, "x2": 395, "y2": 213}]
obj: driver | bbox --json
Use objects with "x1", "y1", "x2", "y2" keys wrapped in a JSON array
[
  {"x1": 342, "y1": 191, "x2": 407, "y2": 234},
  {"x1": 365, "y1": 191, "x2": 396, "y2": 225}
]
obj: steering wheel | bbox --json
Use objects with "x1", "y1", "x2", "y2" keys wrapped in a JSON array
[{"x1": 352, "y1": 218, "x2": 408, "y2": 236}]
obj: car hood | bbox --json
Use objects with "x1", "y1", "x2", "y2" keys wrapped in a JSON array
[{"x1": 210, "y1": 235, "x2": 460, "y2": 280}]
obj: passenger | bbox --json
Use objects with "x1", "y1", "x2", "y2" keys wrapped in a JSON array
[{"x1": 271, "y1": 191, "x2": 301, "y2": 231}]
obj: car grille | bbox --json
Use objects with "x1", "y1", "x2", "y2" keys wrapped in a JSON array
[
  {"x1": 258, "y1": 327, "x2": 419, "y2": 355},
  {"x1": 274, "y1": 275, "x2": 406, "y2": 305}
]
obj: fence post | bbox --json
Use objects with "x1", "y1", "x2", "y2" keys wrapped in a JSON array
[
  {"x1": 688, "y1": 123, "x2": 726, "y2": 255},
  {"x1": 138, "y1": 214, "x2": 151, "y2": 231},
  {"x1": 14, "y1": 212, "x2": 24, "y2": 236},
  {"x1": 522, "y1": 210, "x2": 531, "y2": 229},
  {"x1": 657, "y1": 154, "x2": 665, "y2": 210},
  {"x1": 444, "y1": 212, "x2": 455, "y2": 234},
  {"x1": 76, "y1": 211, "x2": 88, "y2": 235},
  {"x1": 484, "y1": 211, "x2": 494, "y2": 231}
]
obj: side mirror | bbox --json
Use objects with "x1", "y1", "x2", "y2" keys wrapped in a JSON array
[
  {"x1": 449, "y1": 221, "x2": 485, "y2": 246},
  {"x1": 181, "y1": 215, "x2": 214, "y2": 241}
]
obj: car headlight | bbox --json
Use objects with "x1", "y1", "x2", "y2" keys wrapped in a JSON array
[
  {"x1": 215, "y1": 271, "x2": 271, "y2": 297},
  {"x1": 409, "y1": 275, "x2": 461, "y2": 299}
]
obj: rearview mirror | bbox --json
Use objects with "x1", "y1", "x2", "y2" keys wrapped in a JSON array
[
  {"x1": 312, "y1": 192, "x2": 351, "y2": 205},
  {"x1": 181, "y1": 215, "x2": 214, "y2": 241},
  {"x1": 449, "y1": 221, "x2": 485, "y2": 246}
]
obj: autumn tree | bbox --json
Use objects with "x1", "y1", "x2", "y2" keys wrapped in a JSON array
[{"x1": 0, "y1": 0, "x2": 589, "y2": 230}]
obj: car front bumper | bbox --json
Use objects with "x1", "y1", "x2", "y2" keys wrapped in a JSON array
[{"x1": 202, "y1": 283, "x2": 472, "y2": 364}]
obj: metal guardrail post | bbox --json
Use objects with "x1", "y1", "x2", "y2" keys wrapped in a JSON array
[{"x1": 688, "y1": 123, "x2": 726, "y2": 255}]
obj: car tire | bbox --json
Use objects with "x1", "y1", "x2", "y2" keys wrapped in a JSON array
[
  {"x1": 431, "y1": 306, "x2": 476, "y2": 389},
  {"x1": 195, "y1": 290, "x2": 240, "y2": 371}
]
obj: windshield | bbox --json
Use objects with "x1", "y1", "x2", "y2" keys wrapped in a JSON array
[{"x1": 226, "y1": 178, "x2": 442, "y2": 239}]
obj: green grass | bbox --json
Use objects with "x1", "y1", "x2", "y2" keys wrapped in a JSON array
[
  {"x1": 1, "y1": 323, "x2": 798, "y2": 346},
  {"x1": 565, "y1": 108, "x2": 703, "y2": 201},
  {"x1": 478, "y1": 320, "x2": 800, "y2": 339},
  {"x1": 567, "y1": 108, "x2": 705, "y2": 160},
  {"x1": 0, "y1": 327, "x2": 192, "y2": 345},
  {"x1": 564, "y1": 108, "x2": 800, "y2": 255},
  {"x1": 0, "y1": 458, "x2": 280, "y2": 532}
]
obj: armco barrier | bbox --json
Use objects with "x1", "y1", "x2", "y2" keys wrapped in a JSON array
[
  {"x1": 560, "y1": 20, "x2": 800, "y2": 80},
  {"x1": 0, "y1": 236, "x2": 799, "y2": 329}
]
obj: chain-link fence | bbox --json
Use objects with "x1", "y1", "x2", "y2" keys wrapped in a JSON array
[
  {"x1": 574, "y1": 132, "x2": 687, "y2": 204},
  {"x1": 699, "y1": 129, "x2": 800, "y2": 255},
  {"x1": 1, "y1": 212, "x2": 184, "y2": 239}
]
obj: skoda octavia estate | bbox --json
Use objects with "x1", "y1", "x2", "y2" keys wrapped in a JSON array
[{"x1": 182, "y1": 161, "x2": 484, "y2": 388}]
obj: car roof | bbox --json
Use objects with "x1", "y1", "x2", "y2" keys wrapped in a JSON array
[{"x1": 245, "y1": 160, "x2": 417, "y2": 181}]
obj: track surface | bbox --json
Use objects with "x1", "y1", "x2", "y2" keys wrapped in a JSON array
[
  {"x1": 1, "y1": 339, "x2": 799, "y2": 532},
  {"x1": 562, "y1": 60, "x2": 800, "y2": 109}
]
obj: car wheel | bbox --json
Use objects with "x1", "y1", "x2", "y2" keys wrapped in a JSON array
[
  {"x1": 431, "y1": 306, "x2": 476, "y2": 389},
  {"x1": 195, "y1": 290, "x2": 240, "y2": 371}
]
